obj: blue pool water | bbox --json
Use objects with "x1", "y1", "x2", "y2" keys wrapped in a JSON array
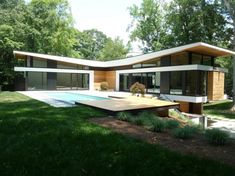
[{"x1": 44, "y1": 92, "x2": 109, "y2": 104}]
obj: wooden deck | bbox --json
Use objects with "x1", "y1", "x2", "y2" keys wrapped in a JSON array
[{"x1": 76, "y1": 96, "x2": 179, "y2": 112}]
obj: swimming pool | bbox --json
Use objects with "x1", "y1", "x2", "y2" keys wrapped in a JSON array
[{"x1": 44, "y1": 92, "x2": 109, "y2": 104}]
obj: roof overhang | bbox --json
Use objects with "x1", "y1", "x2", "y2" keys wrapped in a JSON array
[{"x1": 14, "y1": 42, "x2": 235, "y2": 68}]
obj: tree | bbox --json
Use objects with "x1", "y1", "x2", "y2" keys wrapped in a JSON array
[
  {"x1": 128, "y1": 0, "x2": 167, "y2": 52},
  {"x1": 0, "y1": 0, "x2": 28, "y2": 89},
  {"x1": 27, "y1": 0, "x2": 77, "y2": 57},
  {"x1": 221, "y1": 0, "x2": 235, "y2": 110},
  {"x1": 100, "y1": 37, "x2": 130, "y2": 61},
  {"x1": 75, "y1": 29, "x2": 108, "y2": 59},
  {"x1": 166, "y1": 0, "x2": 231, "y2": 47}
]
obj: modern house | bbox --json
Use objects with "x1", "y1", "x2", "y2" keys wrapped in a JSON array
[{"x1": 14, "y1": 42, "x2": 235, "y2": 114}]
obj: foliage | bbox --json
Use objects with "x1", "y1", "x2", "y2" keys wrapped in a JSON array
[
  {"x1": 150, "y1": 118, "x2": 166, "y2": 132},
  {"x1": 165, "y1": 119, "x2": 180, "y2": 129},
  {"x1": 132, "y1": 117, "x2": 144, "y2": 126},
  {"x1": 75, "y1": 29, "x2": 108, "y2": 59},
  {"x1": 173, "y1": 126, "x2": 198, "y2": 139},
  {"x1": 0, "y1": 0, "x2": 77, "y2": 89},
  {"x1": 100, "y1": 37, "x2": 130, "y2": 61},
  {"x1": 117, "y1": 111, "x2": 132, "y2": 122},
  {"x1": 100, "y1": 82, "x2": 109, "y2": 91},
  {"x1": 128, "y1": 0, "x2": 167, "y2": 52},
  {"x1": 130, "y1": 82, "x2": 146, "y2": 97},
  {"x1": 205, "y1": 128, "x2": 229, "y2": 146},
  {"x1": 1, "y1": 92, "x2": 235, "y2": 175}
]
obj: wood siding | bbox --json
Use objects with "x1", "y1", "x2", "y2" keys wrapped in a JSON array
[
  {"x1": 94, "y1": 70, "x2": 116, "y2": 90},
  {"x1": 207, "y1": 71, "x2": 224, "y2": 101}
]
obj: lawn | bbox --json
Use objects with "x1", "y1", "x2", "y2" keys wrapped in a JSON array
[
  {"x1": 0, "y1": 92, "x2": 234, "y2": 176},
  {"x1": 204, "y1": 100, "x2": 235, "y2": 119}
]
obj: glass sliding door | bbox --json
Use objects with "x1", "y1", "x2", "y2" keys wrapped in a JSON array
[
  {"x1": 27, "y1": 72, "x2": 47, "y2": 90},
  {"x1": 170, "y1": 71, "x2": 183, "y2": 95},
  {"x1": 119, "y1": 73, "x2": 130, "y2": 91}
]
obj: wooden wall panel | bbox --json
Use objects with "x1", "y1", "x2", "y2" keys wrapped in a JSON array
[
  {"x1": 94, "y1": 71, "x2": 106, "y2": 83},
  {"x1": 94, "y1": 70, "x2": 116, "y2": 90},
  {"x1": 177, "y1": 101, "x2": 190, "y2": 113},
  {"x1": 105, "y1": 71, "x2": 116, "y2": 90},
  {"x1": 207, "y1": 71, "x2": 224, "y2": 101}
]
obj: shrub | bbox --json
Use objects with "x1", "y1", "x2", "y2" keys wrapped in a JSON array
[
  {"x1": 117, "y1": 112, "x2": 132, "y2": 122},
  {"x1": 132, "y1": 117, "x2": 144, "y2": 126},
  {"x1": 205, "y1": 128, "x2": 229, "y2": 146},
  {"x1": 150, "y1": 118, "x2": 166, "y2": 133},
  {"x1": 165, "y1": 119, "x2": 180, "y2": 129},
  {"x1": 100, "y1": 82, "x2": 109, "y2": 90},
  {"x1": 173, "y1": 126, "x2": 197, "y2": 139},
  {"x1": 130, "y1": 82, "x2": 146, "y2": 97}
]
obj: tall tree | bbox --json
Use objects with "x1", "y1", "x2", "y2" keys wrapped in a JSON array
[
  {"x1": 128, "y1": 0, "x2": 167, "y2": 52},
  {"x1": 100, "y1": 37, "x2": 130, "y2": 61},
  {"x1": 75, "y1": 29, "x2": 108, "y2": 59},
  {"x1": 166, "y1": 0, "x2": 231, "y2": 47},
  {"x1": 221, "y1": 0, "x2": 235, "y2": 110},
  {"x1": 0, "y1": 0, "x2": 28, "y2": 89},
  {"x1": 27, "y1": 0, "x2": 77, "y2": 57}
]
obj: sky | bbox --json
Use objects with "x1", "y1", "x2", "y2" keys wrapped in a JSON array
[{"x1": 68, "y1": 0, "x2": 142, "y2": 51}]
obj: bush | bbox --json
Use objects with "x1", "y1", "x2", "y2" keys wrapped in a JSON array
[
  {"x1": 165, "y1": 119, "x2": 180, "y2": 129},
  {"x1": 117, "y1": 112, "x2": 132, "y2": 122},
  {"x1": 132, "y1": 117, "x2": 144, "y2": 126},
  {"x1": 130, "y1": 82, "x2": 145, "y2": 97},
  {"x1": 150, "y1": 118, "x2": 166, "y2": 133},
  {"x1": 173, "y1": 126, "x2": 197, "y2": 139},
  {"x1": 100, "y1": 82, "x2": 109, "y2": 90},
  {"x1": 205, "y1": 128, "x2": 229, "y2": 146}
]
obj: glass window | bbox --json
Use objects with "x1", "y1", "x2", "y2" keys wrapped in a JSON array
[
  {"x1": 57, "y1": 62, "x2": 83, "y2": 69},
  {"x1": 33, "y1": 58, "x2": 47, "y2": 68},
  {"x1": 192, "y1": 53, "x2": 202, "y2": 64},
  {"x1": 132, "y1": 64, "x2": 142, "y2": 68},
  {"x1": 171, "y1": 52, "x2": 189, "y2": 66},
  {"x1": 27, "y1": 72, "x2": 47, "y2": 90},
  {"x1": 119, "y1": 73, "x2": 130, "y2": 91},
  {"x1": 170, "y1": 72, "x2": 182, "y2": 95},
  {"x1": 57, "y1": 73, "x2": 71, "y2": 90},
  {"x1": 146, "y1": 72, "x2": 160, "y2": 93},
  {"x1": 203, "y1": 56, "x2": 212, "y2": 66},
  {"x1": 142, "y1": 58, "x2": 161, "y2": 68},
  {"x1": 198, "y1": 71, "x2": 207, "y2": 96}
]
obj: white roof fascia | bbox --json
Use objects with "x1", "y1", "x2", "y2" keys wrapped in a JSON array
[{"x1": 14, "y1": 42, "x2": 235, "y2": 68}]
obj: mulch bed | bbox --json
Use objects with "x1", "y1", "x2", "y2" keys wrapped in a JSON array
[{"x1": 90, "y1": 117, "x2": 235, "y2": 167}]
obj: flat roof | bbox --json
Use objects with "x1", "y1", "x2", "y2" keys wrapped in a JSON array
[{"x1": 14, "y1": 42, "x2": 235, "y2": 68}]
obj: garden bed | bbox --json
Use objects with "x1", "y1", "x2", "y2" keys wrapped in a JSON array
[{"x1": 90, "y1": 117, "x2": 235, "y2": 166}]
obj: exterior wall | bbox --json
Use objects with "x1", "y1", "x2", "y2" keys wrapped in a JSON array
[
  {"x1": 177, "y1": 101, "x2": 190, "y2": 113},
  {"x1": 94, "y1": 70, "x2": 116, "y2": 90},
  {"x1": 207, "y1": 71, "x2": 224, "y2": 101},
  {"x1": 177, "y1": 101, "x2": 202, "y2": 114}
]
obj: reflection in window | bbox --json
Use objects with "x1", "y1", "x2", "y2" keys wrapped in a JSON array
[
  {"x1": 203, "y1": 56, "x2": 212, "y2": 66},
  {"x1": 171, "y1": 52, "x2": 189, "y2": 66},
  {"x1": 192, "y1": 53, "x2": 202, "y2": 64},
  {"x1": 28, "y1": 72, "x2": 47, "y2": 90},
  {"x1": 170, "y1": 72, "x2": 182, "y2": 95},
  {"x1": 33, "y1": 58, "x2": 47, "y2": 68}
]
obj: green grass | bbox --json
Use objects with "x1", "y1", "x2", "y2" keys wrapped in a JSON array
[
  {"x1": 0, "y1": 92, "x2": 234, "y2": 175},
  {"x1": 204, "y1": 100, "x2": 235, "y2": 119}
]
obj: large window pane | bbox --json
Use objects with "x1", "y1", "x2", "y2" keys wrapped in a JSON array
[
  {"x1": 57, "y1": 73, "x2": 71, "y2": 90},
  {"x1": 203, "y1": 56, "x2": 212, "y2": 66},
  {"x1": 120, "y1": 74, "x2": 130, "y2": 91},
  {"x1": 146, "y1": 72, "x2": 160, "y2": 93},
  {"x1": 170, "y1": 71, "x2": 182, "y2": 95},
  {"x1": 192, "y1": 53, "x2": 202, "y2": 64},
  {"x1": 28, "y1": 72, "x2": 47, "y2": 90},
  {"x1": 33, "y1": 58, "x2": 47, "y2": 68},
  {"x1": 171, "y1": 52, "x2": 189, "y2": 66}
]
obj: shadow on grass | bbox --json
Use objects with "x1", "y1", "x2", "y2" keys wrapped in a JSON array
[
  {"x1": 0, "y1": 92, "x2": 234, "y2": 175},
  {"x1": 204, "y1": 101, "x2": 235, "y2": 119},
  {"x1": 0, "y1": 120, "x2": 234, "y2": 176}
]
